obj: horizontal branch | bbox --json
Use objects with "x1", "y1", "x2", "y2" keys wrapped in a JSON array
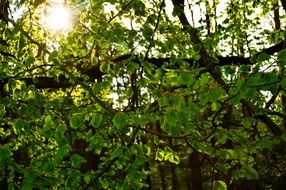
[
  {"x1": 21, "y1": 76, "x2": 72, "y2": 89},
  {"x1": 240, "y1": 100, "x2": 282, "y2": 136},
  {"x1": 0, "y1": 51, "x2": 18, "y2": 60},
  {"x1": 2, "y1": 38, "x2": 285, "y2": 89}
]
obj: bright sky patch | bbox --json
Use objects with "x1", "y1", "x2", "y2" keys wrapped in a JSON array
[{"x1": 43, "y1": 6, "x2": 71, "y2": 31}]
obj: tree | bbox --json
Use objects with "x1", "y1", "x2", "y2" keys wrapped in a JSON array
[{"x1": 1, "y1": 0, "x2": 286, "y2": 189}]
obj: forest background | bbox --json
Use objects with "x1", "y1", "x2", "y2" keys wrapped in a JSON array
[{"x1": 1, "y1": 0, "x2": 286, "y2": 189}]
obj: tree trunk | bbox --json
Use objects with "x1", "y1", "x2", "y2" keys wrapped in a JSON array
[
  {"x1": 159, "y1": 165, "x2": 167, "y2": 190},
  {"x1": 189, "y1": 151, "x2": 203, "y2": 190},
  {"x1": 145, "y1": 162, "x2": 152, "y2": 190},
  {"x1": 171, "y1": 163, "x2": 178, "y2": 190}
]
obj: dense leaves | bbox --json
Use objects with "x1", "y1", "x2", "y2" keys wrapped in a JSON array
[{"x1": 1, "y1": 0, "x2": 286, "y2": 189}]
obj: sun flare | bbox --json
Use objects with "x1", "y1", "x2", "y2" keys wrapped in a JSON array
[{"x1": 43, "y1": 6, "x2": 71, "y2": 31}]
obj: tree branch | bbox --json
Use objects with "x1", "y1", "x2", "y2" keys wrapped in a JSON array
[
  {"x1": 6, "y1": 39, "x2": 284, "y2": 89},
  {"x1": 145, "y1": 0, "x2": 165, "y2": 59},
  {"x1": 240, "y1": 100, "x2": 282, "y2": 135},
  {"x1": 108, "y1": 0, "x2": 135, "y2": 23},
  {"x1": 0, "y1": 51, "x2": 19, "y2": 60},
  {"x1": 170, "y1": 0, "x2": 284, "y2": 137}
]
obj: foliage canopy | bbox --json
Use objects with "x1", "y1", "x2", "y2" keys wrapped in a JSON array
[{"x1": 1, "y1": 0, "x2": 286, "y2": 189}]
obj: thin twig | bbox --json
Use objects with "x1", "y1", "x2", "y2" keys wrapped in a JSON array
[
  {"x1": 108, "y1": 0, "x2": 136, "y2": 23},
  {"x1": 145, "y1": 0, "x2": 165, "y2": 59}
]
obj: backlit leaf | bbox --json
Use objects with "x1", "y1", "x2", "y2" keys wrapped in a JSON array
[{"x1": 214, "y1": 180, "x2": 227, "y2": 190}]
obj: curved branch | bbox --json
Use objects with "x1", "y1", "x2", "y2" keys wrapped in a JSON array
[{"x1": 240, "y1": 100, "x2": 282, "y2": 135}]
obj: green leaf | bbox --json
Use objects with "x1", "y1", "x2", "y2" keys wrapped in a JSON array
[
  {"x1": 43, "y1": 115, "x2": 54, "y2": 138},
  {"x1": 278, "y1": 51, "x2": 286, "y2": 66},
  {"x1": 0, "y1": 104, "x2": 5, "y2": 117},
  {"x1": 90, "y1": 114, "x2": 103, "y2": 128},
  {"x1": 8, "y1": 183, "x2": 15, "y2": 190},
  {"x1": 224, "y1": 65, "x2": 236, "y2": 75},
  {"x1": 178, "y1": 71, "x2": 194, "y2": 85},
  {"x1": 48, "y1": 51, "x2": 59, "y2": 62},
  {"x1": 241, "y1": 117, "x2": 255, "y2": 129},
  {"x1": 281, "y1": 77, "x2": 286, "y2": 89},
  {"x1": 14, "y1": 119, "x2": 26, "y2": 131},
  {"x1": 209, "y1": 87, "x2": 226, "y2": 101},
  {"x1": 126, "y1": 88, "x2": 133, "y2": 98},
  {"x1": 87, "y1": 135, "x2": 106, "y2": 154},
  {"x1": 245, "y1": 166, "x2": 259, "y2": 180},
  {"x1": 111, "y1": 148, "x2": 123, "y2": 158},
  {"x1": 211, "y1": 102, "x2": 221, "y2": 111},
  {"x1": 142, "y1": 145, "x2": 151, "y2": 156},
  {"x1": 256, "y1": 53, "x2": 270, "y2": 63},
  {"x1": 146, "y1": 14, "x2": 156, "y2": 24},
  {"x1": 113, "y1": 27, "x2": 125, "y2": 42},
  {"x1": 127, "y1": 171, "x2": 142, "y2": 182},
  {"x1": 25, "y1": 56, "x2": 35, "y2": 67},
  {"x1": 142, "y1": 27, "x2": 153, "y2": 39},
  {"x1": 127, "y1": 62, "x2": 139, "y2": 74},
  {"x1": 112, "y1": 113, "x2": 127, "y2": 127},
  {"x1": 164, "y1": 147, "x2": 173, "y2": 159},
  {"x1": 281, "y1": 132, "x2": 286, "y2": 142},
  {"x1": 43, "y1": 162, "x2": 55, "y2": 171},
  {"x1": 70, "y1": 113, "x2": 85, "y2": 129},
  {"x1": 4, "y1": 79, "x2": 21, "y2": 93},
  {"x1": 216, "y1": 130, "x2": 228, "y2": 144},
  {"x1": 92, "y1": 83, "x2": 102, "y2": 94},
  {"x1": 58, "y1": 123, "x2": 67, "y2": 135},
  {"x1": 214, "y1": 163, "x2": 227, "y2": 172},
  {"x1": 259, "y1": 139, "x2": 273, "y2": 149},
  {"x1": 0, "y1": 146, "x2": 11, "y2": 160},
  {"x1": 239, "y1": 65, "x2": 250, "y2": 74},
  {"x1": 27, "y1": 89, "x2": 36, "y2": 100},
  {"x1": 161, "y1": 115, "x2": 173, "y2": 134},
  {"x1": 22, "y1": 170, "x2": 38, "y2": 190},
  {"x1": 33, "y1": 0, "x2": 45, "y2": 7},
  {"x1": 55, "y1": 124, "x2": 67, "y2": 145},
  {"x1": 53, "y1": 147, "x2": 69, "y2": 165},
  {"x1": 172, "y1": 5, "x2": 184, "y2": 16},
  {"x1": 134, "y1": 0, "x2": 146, "y2": 15},
  {"x1": 214, "y1": 180, "x2": 227, "y2": 190},
  {"x1": 70, "y1": 154, "x2": 87, "y2": 167},
  {"x1": 169, "y1": 155, "x2": 180, "y2": 164},
  {"x1": 44, "y1": 115, "x2": 54, "y2": 128},
  {"x1": 100, "y1": 63, "x2": 110, "y2": 73},
  {"x1": 155, "y1": 149, "x2": 164, "y2": 161},
  {"x1": 134, "y1": 155, "x2": 148, "y2": 167},
  {"x1": 199, "y1": 74, "x2": 210, "y2": 88},
  {"x1": 21, "y1": 176, "x2": 34, "y2": 190},
  {"x1": 84, "y1": 173, "x2": 92, "y2": 184},
  {"x1": 17, "y1": 34, "x2": 26, "y2": 52}
]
